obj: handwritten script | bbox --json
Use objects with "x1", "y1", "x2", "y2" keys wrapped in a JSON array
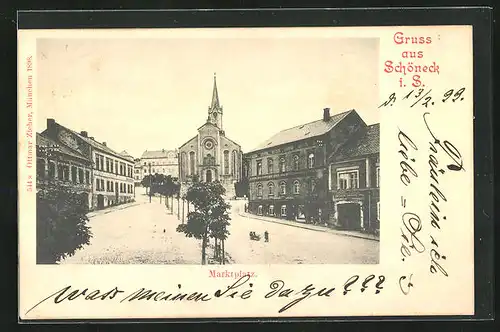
[
  {"x1": 396, "y1": 95, "x2": 467, "y2": 294},
  {"x1": 25, "y1": 274, "x2": 387, "y2": 315}
]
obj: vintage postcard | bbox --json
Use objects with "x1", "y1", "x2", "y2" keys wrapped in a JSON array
[{"x1": 18, "y1": 23, "x2": 476, "y2": 320}]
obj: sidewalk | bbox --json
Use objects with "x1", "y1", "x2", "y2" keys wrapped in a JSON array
[
  {"x1": 87, "y1": 201, "x2": 144, "y2": 219},
  {"x1": 238, "y1": 211, "x2": 379, "y2": 242}
]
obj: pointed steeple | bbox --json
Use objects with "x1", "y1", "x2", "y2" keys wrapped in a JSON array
[
  {"x1": 207, "y1": 73, "x2": 223, "y2": 130},
  {"x1": 210, "y1": 72, "x2": 220, "y2": 109}
]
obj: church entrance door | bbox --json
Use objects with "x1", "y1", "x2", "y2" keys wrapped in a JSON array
[{"x1": 206, "y1": 170, "x2": 213, "y2": 183}]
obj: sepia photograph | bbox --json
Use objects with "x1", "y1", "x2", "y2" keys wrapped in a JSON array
[
  {"x1": 18, "y1": 15, "x2": 482, "y2": 320},
  {"x1": 34, "y1": 36, "x2": 380, "y2": 266}
]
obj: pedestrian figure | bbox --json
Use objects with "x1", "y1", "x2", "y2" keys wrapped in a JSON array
[{"x1": 264, "y1": 231, "x2": 269, "y2": 242}]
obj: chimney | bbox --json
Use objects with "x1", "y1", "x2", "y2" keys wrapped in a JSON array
[
  {"x1": 102, "y1": 142, "x2": 107, "y2": 146},
  {"x1": 80, "y1": 131, "x2": 88, "y2": 137},
  {"x1": 323, "y1": 108, "x2": 330, "y2": 121},
  {"x1": 90, "y1": 137, "x2": 94, "y2": 140},
  {"x1": 47, "y1": 118, "x2": 56, "y2": 131}
]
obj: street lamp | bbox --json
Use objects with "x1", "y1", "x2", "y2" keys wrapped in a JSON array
[{"x1": 148, "y1": 162, "x2": 152, "y2": 203}]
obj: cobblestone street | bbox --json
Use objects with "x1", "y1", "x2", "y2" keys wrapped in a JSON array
[{"x1": 61, "y1": 191, "x2": 379, "y2": 265}]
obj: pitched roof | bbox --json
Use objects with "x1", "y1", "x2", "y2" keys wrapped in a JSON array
[
  {"x1": 141, "y1": 149, "x2": 177, "y2": 159},
  {"x1": 333, "y1": 123, "x2": 380, "y2": 161},
  {"x1": 248, "y1": 109, "x2": 354, "y2": 153},
  {"x1": 120, "y1": 150, "x2": 135, "y2": 161},
  {"x1": 179, "y1": 135, "x2": 198, "y2": 149},
  {"x1": 68, "y1": 130, "x2": 133, "y2": 163},
  {"x1": 36, "y1": 133, "x2": 91, "y2": 162}
]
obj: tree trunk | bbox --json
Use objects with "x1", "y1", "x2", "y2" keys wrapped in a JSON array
[
  {"x1": 201, "y1": 235, "x2": 207, "y2": 265},
  {"x1": 182, "y1": 199, "x2": 185, "y2": 224},
  {"x1": 214, "y1": 238, "x2": 218, "y2": 259},
  {"x1": 222, "y1": 238, "x2": 225, "y2": 265}
]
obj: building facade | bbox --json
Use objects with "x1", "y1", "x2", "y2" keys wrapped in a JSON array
[
  {"x1": 133, "y1": 158, "x2": 142, "y2": 186},
  {"x1": 328, "y1": 124, "x2": 380, "y2": 232},
  {"x1": 178, "y1": 74, "x2": 243, "y2": 198},
  {"x1": 244, "y1": 108, "x2": 378, "y2": 231},
  {"x1": 41, "y1": 119, "x2": 135, "y2": 210},
  {"x1": 140, "y1": 149, "x2": 179, "y2": 180},
  {"x1": 36, "y1": 133, "x2": 93, "y2": 208}
]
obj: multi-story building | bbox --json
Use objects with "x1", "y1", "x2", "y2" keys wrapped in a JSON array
[
  {"x1": 328, "y1": 123, "x2": 380, "y2": 232},
  {"x1": 140, "y1": 149, "x2": 179, "y2": 179},
  {"x1": 36, "y1": 133, "x2": 93, "y2": 208},
  {"x1": 133, "y1": 158, "x2": 142, "y2": 186},
  {"x1": 178, "y1": 74, "x2": 243, "y2": 197},
  {"x1": 244, "y1": 108, "x2": 379, "y2": 231},
  {"x1": 41, "y1": 119, "x2": 135, "y2": 210}
]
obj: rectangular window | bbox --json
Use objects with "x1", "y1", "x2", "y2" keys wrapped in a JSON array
[
  {"x1": 106, "y1": 158, "x2": 110, "y2": 172},
  {"x1": 95, "y1": 154, "x2": 100, "y2": 170},
  {"x1": 58, "y1": 165, "x2": 63, "y2": 180},
  {"x1": 37, "y1": 159, "x2": 46, "y2": 178},
  {"x1": 281, "y1": 205, "x2": 287, "y2": 217},
  {"x1": 256, "y1": 160, "x2": 262, "y2": 176},
  {"x1": 269, "y1": 205, "x2": 274, "y2": 216},
  {"x1": 337, "y1": 170, "x2": 359, "y2": 189},
  {"x1": 85, "y1": 170, "x2": 90, "y2": 184},
  {"x1": 71, "y1": 166, "x2": 77, "y2": 183},
  {"x1": 78, "y1": 168, "x2": 84, "y2": 184},
  {"x1": 376, "y1": 167, "x2": 380, "y2": 187},
  {"x1": 101, "y1": 179, "x2": 104, "y2": 191},
  {"x1": 48, "y1": 162, "x2": 56, "y2": 179},
  {"x1": 96, "y1": 178, "x2": 100, "y2": 191},
  {"x1": 115, "y1": 161, "x2": 119, "y2": 174}
]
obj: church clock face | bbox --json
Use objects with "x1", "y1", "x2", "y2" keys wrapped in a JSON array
[{"x1": 204, "y1": 140, "x2": 214, "y2": 150}]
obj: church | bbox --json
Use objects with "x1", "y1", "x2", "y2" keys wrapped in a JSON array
[{"x1": 178, "y1": 74, "x2": 243, "y2": 198}]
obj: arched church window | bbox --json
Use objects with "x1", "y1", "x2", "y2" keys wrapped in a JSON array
[
  {"x1": 181, "y1": 152, "x2": 187, "y2": 180},
  {"x1": 189, "y1": 151, "x2": 195, "y2": 175},
  {"x1": 224, "y1": 150, "x2": 230, "y2": 174},
  {"x1": 232, "y1": 150, "x2": 237, "y2": 176}
]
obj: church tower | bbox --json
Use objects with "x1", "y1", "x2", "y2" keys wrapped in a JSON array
[{"x1": 207, "y1": 73, "x2": 223, "y2": 131}]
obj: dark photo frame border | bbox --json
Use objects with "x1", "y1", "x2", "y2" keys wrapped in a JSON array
[{"x1": 15, "y1": 7, "x2": 494, "y2": 324}]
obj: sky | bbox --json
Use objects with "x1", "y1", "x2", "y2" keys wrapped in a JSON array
[{"x1": 36, "y1": 35, "x2": 379, "y2": 158}]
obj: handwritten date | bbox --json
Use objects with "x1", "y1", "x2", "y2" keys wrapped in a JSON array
[{"x1": 379, "y1": 87, "x2": 466, "y2": 108}]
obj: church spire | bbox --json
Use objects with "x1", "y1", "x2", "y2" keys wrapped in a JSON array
[
  {"x1": 207, "y1": 73, "x2": 223, "y2": 131},
  {"x1": 210, "y1": 72, "x2": 220, "y2": 109}
]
